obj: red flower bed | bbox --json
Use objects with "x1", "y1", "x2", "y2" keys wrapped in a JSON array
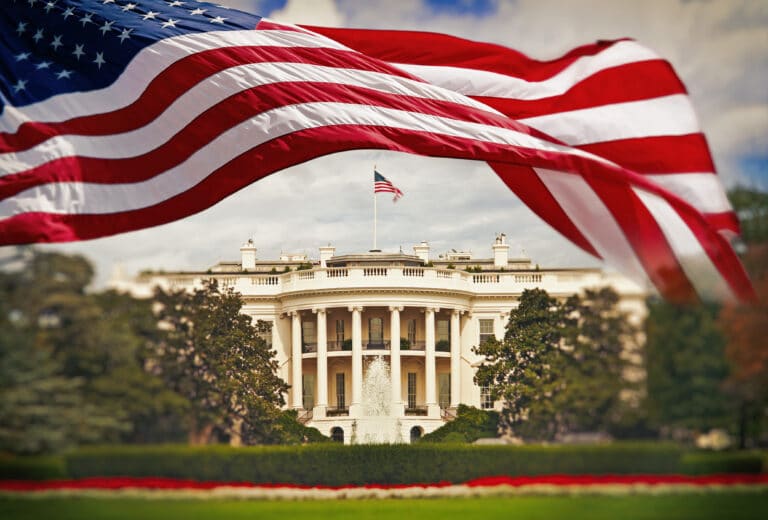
[{"x1": 2, "y1": 474, "x2": 767, "y2": 493}]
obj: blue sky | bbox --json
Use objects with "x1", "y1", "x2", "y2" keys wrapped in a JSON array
[{"x1": 17, "y1": 0, "x2": 768, "y2": 287}]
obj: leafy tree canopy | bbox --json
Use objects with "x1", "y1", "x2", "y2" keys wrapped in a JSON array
[{"x1": 151, "y1": 280, "x2": 289, "y2": 444}]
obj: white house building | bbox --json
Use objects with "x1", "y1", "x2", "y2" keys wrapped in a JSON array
[{"x1": 111, "y1": 234, "x2": 646, "y2": 443}]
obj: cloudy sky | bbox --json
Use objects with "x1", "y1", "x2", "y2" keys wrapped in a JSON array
[{"x1": 22, "y1": 0, "x2": 768, "y2": 286}]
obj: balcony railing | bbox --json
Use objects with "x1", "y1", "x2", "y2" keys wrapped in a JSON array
[
  {"x1": 326, "y1": 406, "x2": 349, "y2": 417},
  {"x1": 306, "y1": 340, "x2": 448, "y2": 353},
  {"x1": 405, "y1": 405, "x2": 428, "y2": 416},
  {"x1": 365, "y1": 340, "x2": 390, "y2": 350},
  {"x1": 327, "y1": 340, "x2": 348, "y2": 352},
  {"x1": 401, "y1": 340, "x2": 425, "y2": 351}
]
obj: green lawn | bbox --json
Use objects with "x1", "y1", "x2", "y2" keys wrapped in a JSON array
[{"x1": 2, "y1": 494, "x2": 768, "y2": 520}]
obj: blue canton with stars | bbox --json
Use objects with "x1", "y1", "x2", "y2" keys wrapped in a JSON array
[{"x1": 0, "y1": 0, "x2": 262, "y2": 110}]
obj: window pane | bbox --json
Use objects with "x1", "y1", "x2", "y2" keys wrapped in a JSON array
[
  {"x1": 336, "y1": 373, "x2": 345, "y2": 409},
  {"x1": 302, "y1": 374, "x2": 315, "y2": 410},
  {"x1": 479, "y1": 319, "x2": 495, "y2": 344},
  {"x1": 480, "y1": 385, "x2": 493, "y2": 410},
  {"x1": 407, "y1": 372, "x2": 417, "y2": 409},
  {"x1": 335, "y1": 320, "x2": 345, "y2": 343},
  {"x1": 479, "y1": 319, "x2": 494, "y2": 334},
  {"x1": 369, "y1": 317, "x2": 383, "y2": 342},
  {"x1": 438, "y1": 373, "x2": 450, "y2": 409},
  {"x1": 407, "y1": 319, "x2": 416, "y2": 343},
  {"x1": 436, "y1": 319, "x2": 450, "y2": 342},
  {"x1": 302, "y1": 321, "x2": 316, "y2": 344}
]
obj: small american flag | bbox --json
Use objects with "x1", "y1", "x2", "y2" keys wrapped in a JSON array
[{"x1": 374, "y1": 171, "x2": 403, "y2": 202}]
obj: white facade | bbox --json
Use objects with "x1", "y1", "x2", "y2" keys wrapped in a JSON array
[{"x1": 111, "y1": 235, "x2": 646, "y2": 443}]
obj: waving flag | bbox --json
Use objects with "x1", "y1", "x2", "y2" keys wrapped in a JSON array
[
  {"x1": 374, "y1": 171, "x2": 403, "y2": 202},
  {"x1": 0, "y1": 1, "x2": 754, "y2": 303}
]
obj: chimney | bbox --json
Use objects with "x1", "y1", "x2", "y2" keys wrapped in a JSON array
[
  {"x1": 413, "y1": 241, "x2": 430, "y2": 264},
  {"x1": 240, "y1": 239, "x2": 257, "y2": 270},
  {"x1": 319, "y1": 244, "x2": 336, "y2": 267},
  {"x1": 492, "y1": 233, "x2": 509, "y2": 268}
]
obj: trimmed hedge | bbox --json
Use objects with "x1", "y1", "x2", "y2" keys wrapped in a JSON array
[
  {"x1": 680, "y1": 451, "x2": 765, "y2": 475},
  {"x1": 65, "y1": 443, "x2": 684, "y2": 485},
  {"x1": 4, "y1": 446, "x2": 764, "y2": 484},
  {"x1": 0, "y1": 455, "x2": 67, "y2": 480}
]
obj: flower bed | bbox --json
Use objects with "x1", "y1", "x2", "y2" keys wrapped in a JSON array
[{"x1": 2, "y1": 474, "x2": 767, "y2": 499}]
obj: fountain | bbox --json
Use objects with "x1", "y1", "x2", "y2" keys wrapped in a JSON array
[{"x1": 354, "y1": 356, "x2": 403, "y2": 444}]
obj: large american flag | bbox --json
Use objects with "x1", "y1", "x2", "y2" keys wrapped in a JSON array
[{"x1": 0, "y1": 1, "x2": 755, "y2": 303}]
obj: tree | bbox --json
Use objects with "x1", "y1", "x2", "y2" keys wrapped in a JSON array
[
  {"x1": 0, "y1": 250, "x2": 126, "y2": 452},
  {"x1": 474, "y1": 288, "x2": 636, "y2": 441},
  {"x1": 644, "y1": 299, "x2": 732, "y2": 436},
  {"x1": 719, "y1": 188, "x2": 768, "y2": 447},
  {"x1": 151, "y1": 280, "x2": 289, "y2": 444},
  {"x1": 474, "y1": 288, "x2": 564, "y2": 439},
  {"x1": 719, "y1": 247, "x2": 768, "y2": 447},
  {"x1": 556, "y1": 288, "x2": 637, "y2": 433}
]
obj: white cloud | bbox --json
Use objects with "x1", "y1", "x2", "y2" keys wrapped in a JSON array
[{"x1": 268, "y1": 0, "x2": 344, "y2": 26}]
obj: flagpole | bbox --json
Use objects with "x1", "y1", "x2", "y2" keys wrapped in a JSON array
[{"x1": 373, "y1": 165, "x2": 377, "y2": 251}]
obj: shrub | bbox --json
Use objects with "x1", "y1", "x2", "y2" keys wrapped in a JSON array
[
  {"x1": 680, "y1": 451, "x2": 765, "y2": 474},
  {"x1": 0, "y1": 454, "x2": 67, "y2": 480},
  {"x1": 421, "y1": 405, "x2": 499, "y2": 443}
]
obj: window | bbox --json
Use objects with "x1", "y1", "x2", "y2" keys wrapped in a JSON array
[
  {"x1": 335, "y1": 319, "x2": 345, "y2": 344},
  {"x1": 407, "y1": 319, "x2": 417, "y2": 344},
  {"x1": 407, "y1": 372, "x2": 417, "y2": 409},
  {"x1": 410, "y1": 426, "x2": 423, "y2": 442},
  {"x1": 436, "y1": 319, "x2": 450, "y2": 342},
  {"x1": 480, "y1": 385, "x2": 494, "y2": 410},
  {"x1": 436, "y1": 318, "x2": 450, "y2": 351},
  {"x1": 368, "y1": 317, "x2": 383, "y2": 347},
  {"x1": 301, "y1": 320, "x2": 316, "y2": 350},
  {"x1": 336, "y1": 373, "x2": 346, "y2": 409},
  {"x1": 479, "y1": 319, "x2": 495, "y2": 345},
  {"x1": 256, "y1": 320, "x2": 272, "y2": 349},
  {"x1": 438, "y1": 373, "x2": 450, "y2": 409},
  {"x1": 302, "y1": 374, "x2": 315, "y2": 410},
  {"x1": 331, "y1": 427, "x2": 344, "y2": 443}
]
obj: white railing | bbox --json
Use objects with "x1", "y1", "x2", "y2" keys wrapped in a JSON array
[
  {"x1": 252, "y1": 275, "x2": 279, "y2": 285},
  {"x1": 141, "y1": 266, "x2": 610, "y2": 298},
  {"x1": 472, "y1": 274, "x2": 500, "y2": 284}
]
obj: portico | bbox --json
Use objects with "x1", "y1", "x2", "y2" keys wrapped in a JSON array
[{"x1": 288, "y1": 304, "x2": 466, "y2": 422}]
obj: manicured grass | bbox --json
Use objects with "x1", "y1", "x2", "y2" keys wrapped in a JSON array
[{"x1": 2, "y1": 494, "x2": 768, "y2": 520}]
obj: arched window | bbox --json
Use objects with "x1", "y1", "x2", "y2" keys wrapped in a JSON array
[
  {"x1": 331, "y1": 427, "x2": 344, "y2": 443},
  {"x1": 410, "y1": 426, "x2": 423, "y2": 443}
]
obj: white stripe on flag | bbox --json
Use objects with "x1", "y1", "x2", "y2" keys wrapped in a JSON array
[
  {"x1": 535, "y1": 168, "x2": 650, "y2": 287},
  {"x1": 634, "y1": 188, "x2": 733, "y2": 300},
  {"x1": 392, "y1": 40, "x2": 660, "y2": 99},
  {"x1": 520, "y1": 94, "x2": 700, "y2": 145}
]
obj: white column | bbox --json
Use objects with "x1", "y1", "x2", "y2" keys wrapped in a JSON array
[
  {"x1": 291, "y1": 311, "x2": 303, "y2": 409},
  {"x1": 389, "y1": 306, "x2": 404, "y2": 416},
  {"x1": 314, "y1": 308, "x2": 327, "y2": 418},
  {"x1": 425, "y1": 307, "x2": 439, "y2": 417},
  {"x1": 350, "y1": 306, "x2": 364, "y2": 415},
  {"x1": 450, "y1": 310, "x2": 461, "y2": 409}
]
